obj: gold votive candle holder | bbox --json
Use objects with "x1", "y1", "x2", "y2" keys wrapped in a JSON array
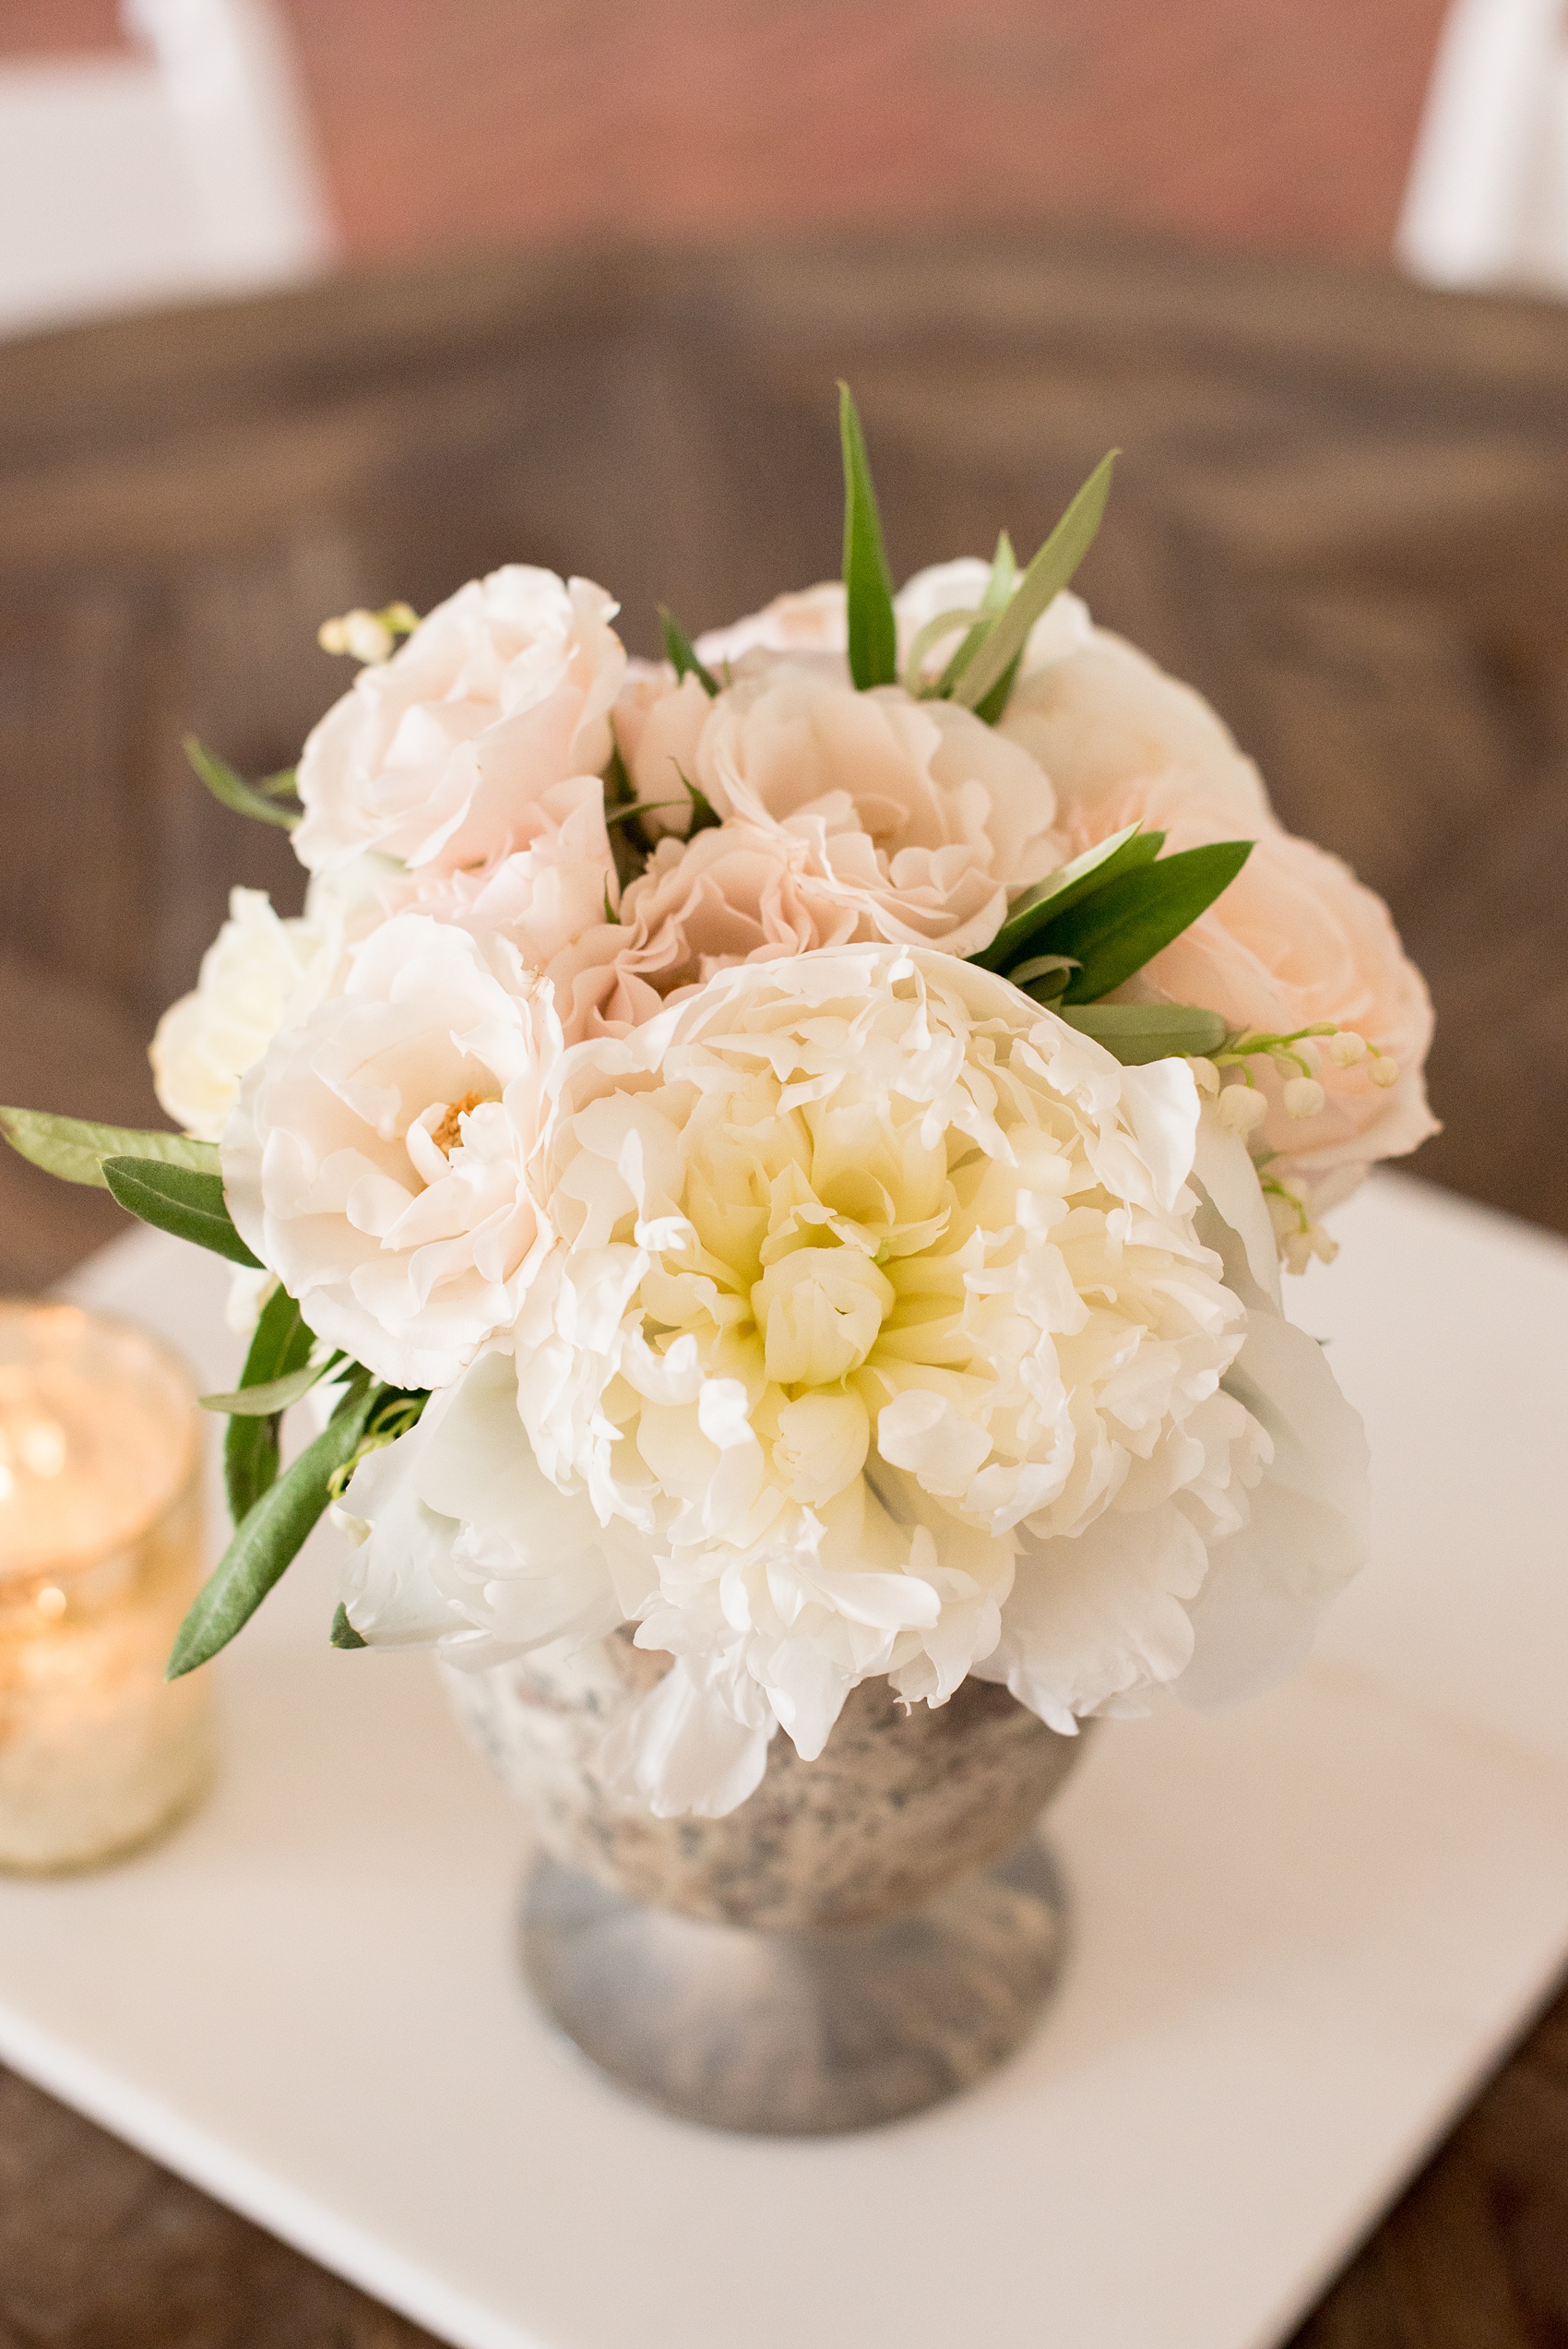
[{"x1": 0, "y1": 1300, "x2": 215, "y2": 1872}]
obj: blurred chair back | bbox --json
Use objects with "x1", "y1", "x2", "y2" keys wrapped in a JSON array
[
  {"x1": 0, "y1": 0, "x2": 333, "y2": 340},
  {"x1": 1399, "y1": 0, "x2": 1568, "y2": 292}
]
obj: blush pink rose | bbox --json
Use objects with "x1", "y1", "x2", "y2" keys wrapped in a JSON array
[
  {"x1": 1139, "y1": 829, "x2": 1437, "y2": 1210},
  {"x1": 1053, "y1": 772, "x2": 1435, "y2": 1210},
  {"x1": 294, "y1": 566, "x2": 625, "y2": 874},
  {"x1": 690, "y1": 664, "x2": 1063, "y2": 958},
  {"x1": 612, "y1": 661, "x2": 712, "y2": 841},
  {"x1": 549, "y1": 822, "x2": 862, "y2": 1038}
]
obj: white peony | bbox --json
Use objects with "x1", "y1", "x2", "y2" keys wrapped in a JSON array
[
  {"x1": 222, "y1": 914, "x2": 562, "y2": 1389},
  {"x1": 503, "y1": 946, "x2": 1290, "y2": 1800},
  {"x1": 149, "y1": 874, "x2": 378, "y2": 1142},
  {"x1": 293, "y1": 566, "x2": 626, "y2": 874}
]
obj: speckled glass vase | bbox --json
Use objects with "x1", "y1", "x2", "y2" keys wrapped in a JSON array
[{"x1": 444, "y1": 1630, "x2": 1087, "y2": 2135}]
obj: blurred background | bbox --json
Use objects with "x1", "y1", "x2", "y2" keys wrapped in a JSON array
[{"x1": 1, "y1": 0, "x2": 1566, "y2": 1263}]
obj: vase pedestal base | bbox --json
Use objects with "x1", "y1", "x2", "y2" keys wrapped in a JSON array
[{"x1": 520, "y1": 1829, "x2": 1067, "y2": 2136}]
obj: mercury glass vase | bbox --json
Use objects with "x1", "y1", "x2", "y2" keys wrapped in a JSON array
[{"x1": 444, "y1": 1630, "x2": 1086, "y2": 2135}]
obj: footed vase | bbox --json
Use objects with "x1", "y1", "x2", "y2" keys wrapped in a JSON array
[{"x1": 444, "y1": 1631, "x2": 1087, "y2": 2135}]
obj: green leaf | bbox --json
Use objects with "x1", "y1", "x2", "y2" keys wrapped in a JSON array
[
  {"x1": 184, "y1": 736, "x2": 301, "y2": 830},
  {"x1": 1008, "y1": 952, "x2": 1078, "y2": 996},
  {"x1": 101, "y1": 1156, "x2": 262, "y2": 1269},
  {"x1": 203, "y1": 1361, "x2": 335, "y2": 1418},
  {"x1": 901, "y1": 602, "x2": 987, "y2": 698},
  {"x1": 215, "y1": 1285, "x2": 319, "y2": 1525},
  {"x1": 974, "y1": 824, "x2": 1162, "y2": 972},
  {"x1": 658, "y1": 607, "x2": 719, "y2": 697},
  {"x1": 1047, "y1": 841, "x2": 1254, "y2": 1004},
  {"x1": 0, "y1": 1107, "x2": 219, "y2": 1190},
  {"x1": 330, "y1": 1603, "x2": 368, "y2": 1650},
  {"x1": 973, "y1": 650, "x2": 1024, "y2": 727},
  {"x1": 167, "y1": 1381, "x2": 376, "y2": 1679},
  {"x1": 953, "y1": 451, "x2": 1118, "y2": 715},
  {"x1": 1056, "y1": 1003, "x2": 1229, "y2": 1063},
  {"x1": 933, "y1": 531, "x2": 1018, "y2": 697},
  {"x1": 838, "y1": 382, "x2": 898, "y2": 690}
]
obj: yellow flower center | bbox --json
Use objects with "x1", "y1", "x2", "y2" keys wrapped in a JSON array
[{"x1": 750, "y1": 1245, "x2": 896, "y2": 1388}]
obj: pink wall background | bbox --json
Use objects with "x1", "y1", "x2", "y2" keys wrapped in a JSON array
[{"x1": 6, "y1": 0, "x2": 1448, "y2": 264}]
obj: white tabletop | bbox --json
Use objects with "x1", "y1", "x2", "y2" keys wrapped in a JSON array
[{"x1": 0, "y1": 1170, "x2": 1564, "y2": 2349}]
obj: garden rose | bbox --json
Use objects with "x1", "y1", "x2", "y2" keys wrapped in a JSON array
[
  {"x1": 695, "y1": 580, "x2": 849, "y2": 670},
  {"x1": 999, "y1": 619, "x2": 1275, "y2": 834},
  {"x1": 293, "y1": 566, "x2": 625, "y2": 874},
  {"x1": 688, "y1": 663, "x2": 1063, "y2": 956},
  {"x1": 1046, "y1": 769, "x2": 1436, "y2": 1219},
  {"x1": 378, "y1": 773, "x2": 620, "y2": 1039},
  {"x1": 223, "y1": 915, "x2": 562, "y2": 1389},
  {"x1": 502, "y1": 945, "x2": 1281, "y2": 1807},
  {"x1": 549, "y1": 819, "x2": 861, "y2": 1039},
  {"x1": 1134, "y1": 825, "x2": 1438, "y2": 1217}
]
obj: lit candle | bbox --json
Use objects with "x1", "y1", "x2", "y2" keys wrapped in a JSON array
[{"x1": 0, "y1": 1301, "x2": 215, "y2": 1871}]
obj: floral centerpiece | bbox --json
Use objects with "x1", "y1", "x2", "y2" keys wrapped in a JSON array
[{"x1": 2, "y1": 392, "x2": 1433, "y2": 1837}]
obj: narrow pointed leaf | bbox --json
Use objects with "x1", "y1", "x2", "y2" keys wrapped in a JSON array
[
  {"x1": 973, "y1": 650, "x2": 1024, "y2": 726},
  {"x1": 204, "y1": 1362, "x2": 330, "y2": 1417},
  {"x1": 184, "y1": 735, "x2": 300, "y2": 829},
  {"x1": 935, "y1": 531, "x2": 1019, "y2": 696},
  {"x1": 974, "y1": 824, "x2": 1161, "y2": 972},
  {"x1": 167, "y1": 1383, "x2": 377, "y2": 1678},
  {"x1": 901, "y1": 603, "x2": 985, "y2": 697},
  {"x1": 954, "y1": 451, "x2": 1118, "y2": 713},
  {"x1": 101, "y1": 1156, "x2": 261, "y2": 1268},
  {"x1": 0, "y1": 1107, "x2": 219, "y2": 1190},
  {"x1": 838, "y1": 382, "x2": 897, "y2": 689},
  {"x1": 657, "y1": 607, "x2": 719, "y2": 697},
  {"x1": 1045, "y1": 841, "x2": 1254, "y2": 1003},
  {"x1": 1056, "y1": 1003, "x2": 1229, "y2": 1063}
]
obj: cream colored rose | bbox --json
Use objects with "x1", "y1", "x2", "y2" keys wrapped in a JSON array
[
  {"x1": 999, "y1": 620, "x2": 1275, "y2": 834},
  {"x1": 222, "y1": 915, "x2": 561, "y2": 1389},
  {"x1": 695, "y1": 581, "x2": 849, "y2": 669},
  {"x1": 293, "y1": 566, "x2": 626, "y2": 874},
  {"x1": 150, "y1": 879, "x2": 363, "y2": 1142}
]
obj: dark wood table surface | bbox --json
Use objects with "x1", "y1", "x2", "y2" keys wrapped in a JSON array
[{"x1": 3, "y1": 233, "x2": 1568, "y2": 2346}]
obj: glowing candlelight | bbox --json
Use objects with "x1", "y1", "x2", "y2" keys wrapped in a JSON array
[{"x1": 0, "y1": 1301, "x2": 214, "y2": 1871}]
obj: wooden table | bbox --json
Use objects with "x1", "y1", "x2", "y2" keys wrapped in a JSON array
[{"x1": 2, "y1": 233, "x2": 1567, "y2": 2346}]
